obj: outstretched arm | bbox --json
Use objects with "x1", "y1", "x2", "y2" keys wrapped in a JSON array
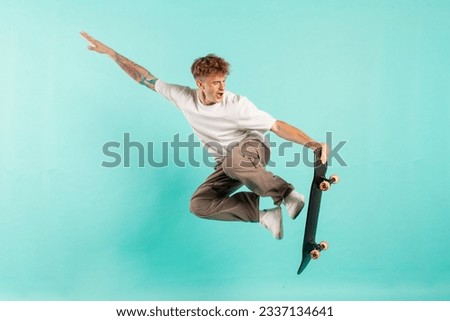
[
  {"x1": 80, "y1": 31, "x2": 158, "y2": 91},
  {"x1": 271, "y1": 120, "x2": 329, "y2": 164}
]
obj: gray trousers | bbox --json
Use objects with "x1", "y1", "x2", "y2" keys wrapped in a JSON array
[{"x1": 190, "y1": 139, "x2": 294, "y2": 222}]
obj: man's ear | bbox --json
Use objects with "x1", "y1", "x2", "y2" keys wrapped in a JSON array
[{"x1": 196, "y1": 78, "x2": 204, "y2": 89}]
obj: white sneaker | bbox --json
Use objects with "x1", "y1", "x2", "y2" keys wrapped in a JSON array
[
  {"x1": 259, "y1": 207, "x2": 283, "y2": 240},
  {"x1": 283, "y1": 190, "x2": 305, "y2": 220}
]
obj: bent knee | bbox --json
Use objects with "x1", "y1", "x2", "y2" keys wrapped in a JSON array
[{"x1": 189, "y1": 198, "x2": 211, "y2": 218}]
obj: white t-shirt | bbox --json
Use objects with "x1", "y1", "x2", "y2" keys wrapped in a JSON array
[{"x1": 155, "y1": 80, "x2": 276, "y2": 160}]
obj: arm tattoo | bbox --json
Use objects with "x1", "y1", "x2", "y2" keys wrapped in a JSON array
[
  {"x1": 113, "y1": 52, "x2": 156, "y2": 88},
  {"x1": 139, "y1": 76, "x2": 158, "y2": 87},
  {"x1": 114, "y1": 53, "x2": 141, "y2": 81}
]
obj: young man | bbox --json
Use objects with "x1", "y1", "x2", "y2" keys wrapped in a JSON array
[{"x1": 81, "y1": 32, "x2": 328, "y2": 240}]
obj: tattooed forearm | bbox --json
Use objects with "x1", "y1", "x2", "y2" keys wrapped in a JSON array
[
  {"x1": 114, "y1": 52, "x2": 141, "y2": 81},
  {"x1": 112, "y1": 52, "x2": 157, "y2": 90}
]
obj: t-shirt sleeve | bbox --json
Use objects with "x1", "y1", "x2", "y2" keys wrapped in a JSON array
[
  {"x1": 154, "y1": 79, "x2": 191, "y2": 110},
  {"x1": 236, "y1": 97, "x2": 277, "y2": 132}
]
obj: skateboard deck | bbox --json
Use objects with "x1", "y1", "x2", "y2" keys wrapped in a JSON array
[{"x1": 297, "y1": 148, "x2": 338, "y2": 275}]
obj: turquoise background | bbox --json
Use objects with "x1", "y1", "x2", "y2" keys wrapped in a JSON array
[{"x1": 1, "y1": 0, "x2": 449, "y2": 300}]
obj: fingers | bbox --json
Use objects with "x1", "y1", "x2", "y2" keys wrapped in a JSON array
[
  {"x1": 80, "y1": 31, "x2": 93, "y2": 40},
  {"x1": 80, "y1": 31, "x2": 96, "y2": 45},
  {"x1": 320, "y1": 143, "x2": 329, "y2": 164},
  {"x1": 80, "y1": 31, "x2": 91, "y2": 41},
  {"x1": 81, "y1": 31, "x2": 102, "y2": 52}
]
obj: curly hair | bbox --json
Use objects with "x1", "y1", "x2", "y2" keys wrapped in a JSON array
[{"x1": 190, "y1": 54, "x2": 230, "y2": 79}]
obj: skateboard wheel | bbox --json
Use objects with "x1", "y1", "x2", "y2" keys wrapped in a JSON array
[
  {"x1": 330, "y1": 174, "x2": 340, "y2": 184},
  {"x1": 310, "y1": 250, "x2": 320, "y2": 260},
  {"x1": 320, "y1": 241, "x2": 329, "y2": 251},
  {"x1": 319, "y1": 181, "x2": 330, "y2": 191}
]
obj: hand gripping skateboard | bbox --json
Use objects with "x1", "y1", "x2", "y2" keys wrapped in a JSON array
[{"x1": 297, "y1": 148, "x2": 339, "y2": 275}]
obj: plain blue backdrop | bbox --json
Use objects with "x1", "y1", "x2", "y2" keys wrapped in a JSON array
[{"x1": 1, "y1": 0, "x2": 449, "y2": 300}]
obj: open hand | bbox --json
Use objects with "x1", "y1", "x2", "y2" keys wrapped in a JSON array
[{"x1": 80, "y1": 31, "x2": 112, "y2": 55}]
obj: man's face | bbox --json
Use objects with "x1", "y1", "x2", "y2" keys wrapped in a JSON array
[{"x1": 197, "y1": 74, "x2": 227, "y2": 105}]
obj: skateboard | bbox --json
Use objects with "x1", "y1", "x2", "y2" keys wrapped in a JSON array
[{"x1": 297, "y1": 148, "x2": 339, "y2": 275}]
